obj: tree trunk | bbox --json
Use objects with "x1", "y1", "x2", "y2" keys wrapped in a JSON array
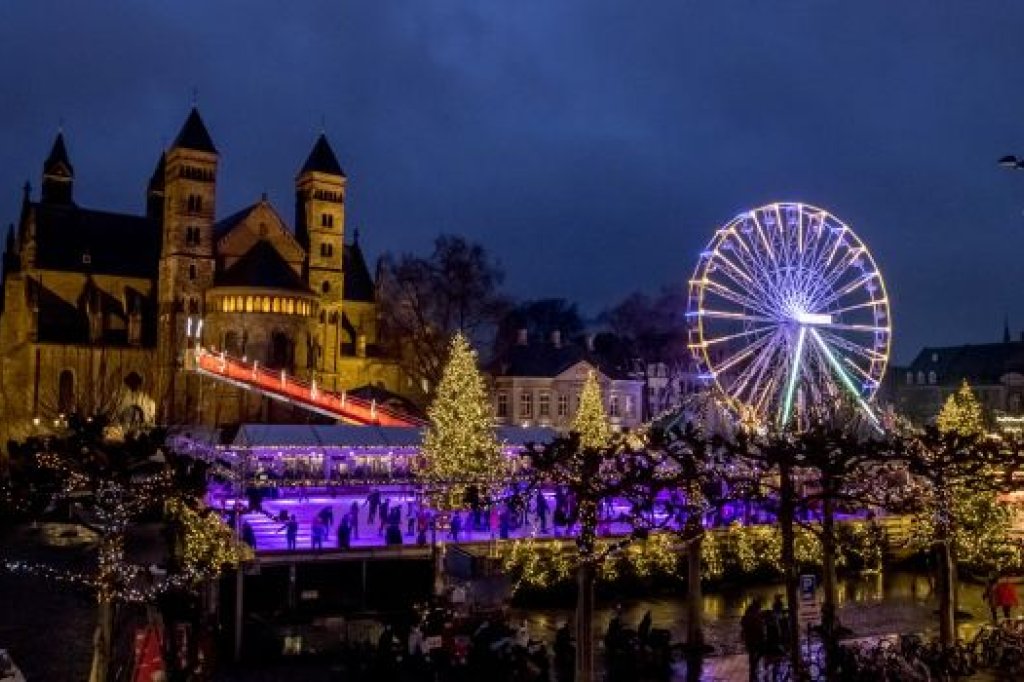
[
  {"x1": 88, "y1": 598, "x2": 113, "y2": 682},
  {"x1": 937, "y1": 539, "x2": 955, "y2": 648},
  {"x1": 685, "y1": 526, "x2": 705, "y2": 649},
  {"x1": 779, "y1": 464, "x2": 803, "y2": 678},
  {"x1": 821, "y1": 477, "x2": 839, "y2": 682},
  {"x1": 576, "y1": 561, "x2": 596, "y2": 682}
]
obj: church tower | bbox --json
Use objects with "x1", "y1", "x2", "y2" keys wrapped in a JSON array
[
  {"x1": 156, "y1": 108, "x2": 218, "y2": 422},
  {"x1": 41, "y1": 132, "x2": 74, "y2": 205},
  {"x1": 295, "y1": 134, "x2": 346, "y2": 387}
]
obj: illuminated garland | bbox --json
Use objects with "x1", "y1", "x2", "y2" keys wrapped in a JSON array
[{"x1": 166, "y1": 498, "x2": 254, "y2": 582}]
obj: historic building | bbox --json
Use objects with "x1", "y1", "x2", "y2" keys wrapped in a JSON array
[
  {"x1": 488, "y1": 330, "x2": 645, "y2": 432},
  {"x1": 0, "y1": 108, "x2": 410, "y2": 445},
  {"x1": 891, "y1": 329, "x2": 1024, "y2": 427}
]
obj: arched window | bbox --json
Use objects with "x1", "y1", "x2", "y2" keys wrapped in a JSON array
[
  {"x1": 321, "y1": 281, "x2": 331, "y2": 294},
  {"x1": 272, "y1": 298, "x2": 281, "y2": 313},
  {"x1": 224, "y1": 297, "x2": 234, "y2": 313},
  {"x1": 286, "y1": 300, "x2": 295, "y2": 315},
  {"x1": 224, "y1": 331, "x2": 241, "y2": 355},
  {"x1": 236, "y1": 296, "x2": 244, "y2": 312},
  {"x1": 269, "y1": 331, "x2": 291, "y2": 369},
  {"x1": 58, "y1": 370, "x2": 75, "y2": 414},
  {"x1": 245, "y1": 297, "x2": 253, "y2": 313},
  {"x1": 262, "y1": 297, "x2": 270, "y2": 313}
]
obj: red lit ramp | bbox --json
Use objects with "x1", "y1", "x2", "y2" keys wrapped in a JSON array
[{"x1": 186, "y1": 347, "x2": 424, "y2": 427}]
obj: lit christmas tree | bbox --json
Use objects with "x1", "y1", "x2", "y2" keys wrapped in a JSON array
[
  {"x1": 936, "y1": 380, "x2": 986, "y2": 436},
  {"x1": 419, "y1": 333, "x2": 505, "y2": 509},
  {"x1": 572, "y1": 369, "x2": 611, "y2": 448}
]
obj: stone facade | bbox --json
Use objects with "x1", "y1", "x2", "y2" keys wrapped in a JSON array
[{"x1": 0, "y1": 109, "x2": 411, "y2": 450}]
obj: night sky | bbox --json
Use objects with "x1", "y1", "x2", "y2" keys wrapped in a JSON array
[{"x1": 2, "y1": 1, "x2": 1024, "y2": 363}]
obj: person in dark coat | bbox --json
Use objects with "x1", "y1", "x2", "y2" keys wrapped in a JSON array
[
  {"x1": 536, "y1": 491, "x2": 549, "y2": 533},
  {"x1": 365, "y1": 490, "x2": 381, "y2": 524},
  {"x1": 349, "y1": 501, "x2": 360, "y2": 538},
  {"x1": 338, "y1": 516, "x2": 352, "y2": 550},
  {"x1": 283, "y1": 514, "x2": 298, "y2": 551},
  {"x1": 741, "y1": 598, "x2": 767, "y2": 682}
]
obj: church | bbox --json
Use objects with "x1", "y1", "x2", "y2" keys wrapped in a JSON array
[{"x1": 0, "y1": 108, "x2": 414, "y2": 445}]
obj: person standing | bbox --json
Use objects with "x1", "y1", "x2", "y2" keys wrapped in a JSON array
[
  {"x1": 338, "y1": 515, "x2": 352, "y2": 550},
  {"x1": 311, "y1": 516, "x2": 324, "y2": 550},
  {"x1": 284, "y1": 514, "x2": 298, "y2": 551},
  {"x1": 741, "y1": 597, "x2": 767, "y2": 682},
  {"x1": 379, "y1": 498, "x2": 390, "y2": 536},
  {"x1": 536, "y1": 491, "x2": 549, "y2": 533},
  {"x1": 449, "y1": 512, "x2": 462, "y2": 541},
  {"x1": 995, "y1": 577, "x2": 1019, "y2": 620},
  {"x1": 349, "y1": 501, "x2": 360, "y2": 538},
  {"x1": 365, "y1": 490, "x2": 380, "y2": 524}
]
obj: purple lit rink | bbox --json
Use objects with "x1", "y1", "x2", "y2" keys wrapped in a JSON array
[{"x1": 211, "y1": 487, "x2": 646, "y2": 553}]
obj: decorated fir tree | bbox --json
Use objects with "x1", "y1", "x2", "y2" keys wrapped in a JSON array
[
  {"x1": 419, "y1": 333, "x2": 505, "y2": 509},
  {"x1": 572, "y1": 369, "x2": 611, "y2": 449},
  {"x1": 936, "y1": 380, "x2": 986, "y2": 437}
]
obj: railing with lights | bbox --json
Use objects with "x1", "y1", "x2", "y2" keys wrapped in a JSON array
[{"x1": 185, "y1": 345, "x2": 425, "y2": 428}]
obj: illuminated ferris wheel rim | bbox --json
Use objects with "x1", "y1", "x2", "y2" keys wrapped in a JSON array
[{"x1": 686, "y1": 201, "x2": 891, "y2": 427}]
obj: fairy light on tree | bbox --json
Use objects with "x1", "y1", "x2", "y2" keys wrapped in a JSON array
[
  {"x1": 418, "y1": 332, "x2": 507, "y2": 509},
  {"x1": 572, "y1": 369, "x2": 611, "y2": 449}
]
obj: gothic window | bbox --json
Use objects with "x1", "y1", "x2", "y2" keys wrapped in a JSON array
[
  {"x1": 497, "y1": 393, "x2": 508, "y2": 418},
  {"x1": 58, "y1": 370, "x2": 75, "y2": 414}
]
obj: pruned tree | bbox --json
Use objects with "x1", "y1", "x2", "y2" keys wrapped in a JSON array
[{"x1": 377, "y1": 234, "x2": 511, "y2": 400}]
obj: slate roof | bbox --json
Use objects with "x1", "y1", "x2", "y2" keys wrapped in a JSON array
[
  {"x1": 172, "y1": 108, "x2": 217, "y2": 154},
  {"x1": 31, "y1": 202, "x2": 160, "y2": 278},
  {"x1": 148, "y1": 153, "x2": 165, "y2": 192},
  {"x1": 905, "y1": 341, "x2": 1024, "y2": 384},
  {"x1": 491, "y1": 341, "x2": 638, "y2": 381},
  {"x1": 213, "y1": 204, "x2": 257, "y2": 241},
  {"x1": 215, "y1": 240, "x2": 309, "y2": 292},
  {"x1": 299, "y1": 134, "x2": 345, "y2": 176},
  {"x1": 343, "y1": 243, "x2": 375, "y2": 302}
]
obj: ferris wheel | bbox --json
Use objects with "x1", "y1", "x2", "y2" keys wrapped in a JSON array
[{"x1": 686, "y1": 202, "x2": 890, "y2": 427}]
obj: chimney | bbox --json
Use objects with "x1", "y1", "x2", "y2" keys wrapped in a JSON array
[
  {"x1": 516, "y1": 328, "x2": 528, "y2": 346},
  {"x1": 551, "y1": 330, "x2": 562, "y2": 348}
]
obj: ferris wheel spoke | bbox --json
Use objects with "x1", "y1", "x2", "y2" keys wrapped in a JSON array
[
  {"x1": 728, "y1": 331, "x2": 786, "y2": 406},
  {"x1": 824, "y1": 298, "x2": 889, "y2": 317},
  {"x1": 817, "y1": 321, "x2": 889, "y2": 334},
  {"x1": 808, "y1": 329, "x2": 880, "y2": 426},
  {"x1": 712, "y1": 331, "x2": 779, "y2": 375},
  {"x1": 697, "y1": 323, "x2": 778, "y2": 348},
  {"x1": 690, "y1": 310, "x2": 777, "y2": 324},
  {"x1": 816, "y1": 329, "x2": 888, "y2": 363},
  {"x1": 700, "y1": 276, "x2": 779, "y2": 319}
]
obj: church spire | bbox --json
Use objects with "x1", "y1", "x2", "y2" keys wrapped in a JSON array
[
  {"x1": 171, "y1": 107, "x2": 217, "y2": 154},
  {"x1": 299, "y1": 133, "x2": 345, "y2": 177},
  {"x1": 41, "y1": 131, "x2": 74, "y2": 204}
]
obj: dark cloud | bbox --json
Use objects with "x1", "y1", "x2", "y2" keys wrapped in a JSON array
[{"x1": 2, "y1": 0, "x2": 1024, "y2": 362}]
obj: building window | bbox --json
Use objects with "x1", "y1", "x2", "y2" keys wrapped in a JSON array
[
  {"x1": 322, "y1": 281, "x2": 331, "y2": 294},
  {"x1": 609, "y1": 394, "x2": 620, "y2": 417},
  {"x1": 185, "y1": 226, "x2": 200, "y2": 246},
  {"x1": 186, "y1": 194, "x2": 203, "y2": 214},
  {"x1": 188, "y1": 263, "x2": 197, "y2": 281},
  {"x1": 539, "y1": 392, "x2": 550, "y2": 417},
  {"x1": 906, "y1": 372, "x2": 913, "y2": 385},
  {"x1": 928, "y1": 371, "x2": 937, "y2": 385},
  {"x1": 497, "y1": 393, "x2": 508, "y2": 418},
  {"x1": 320, "y1": 243, "x2": 334, "y2": 258},
  {"x1": 188, "y1": 298, "x2": 200, "y2": 315},
  {"x1": 520, "y1": 392, "x2": 532, "y2": 418},
  {"x1": 321, "y1": 213, "x2": 334, "y2": 228},
  {"x1": 625, "y1": 395, "x2": 634, "y2": 418},
  {"x1": 917, "y1": 371, "x2": 925, "y2": 385},
  {"x1": 557, "y1": 394, "x2": 568, "y2": 417}
]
